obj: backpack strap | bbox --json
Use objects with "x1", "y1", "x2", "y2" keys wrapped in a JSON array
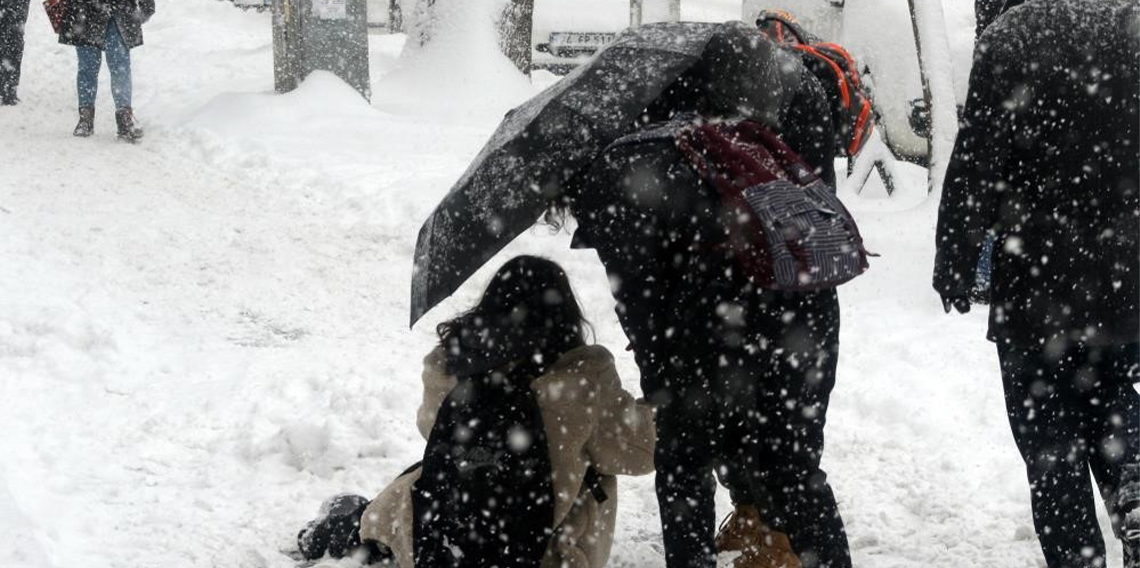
[
  {"x1": 756, "y1": 12, "x2": 876, "y2": 157},
  {"x1": 756, "y1": 10, "x2": 816, "y2": 45},
  {"x1": 398, "y1": 461, "x2": 423, "y2": 478},
  {"x1": 848, "y1": 95, "x2": 873, "y2": 156},
  {"x1": 583, "y1": 466, "x2": 609, "y2": 503}
]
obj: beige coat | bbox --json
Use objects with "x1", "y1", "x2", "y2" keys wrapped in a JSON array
[{"x1": 359, "y1": 344, "x2": 656, "y2": 568}]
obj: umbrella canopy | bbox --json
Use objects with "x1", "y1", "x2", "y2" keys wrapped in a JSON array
[{"x1": 410, "y1": 21, "x2": 803, "y2": 326}]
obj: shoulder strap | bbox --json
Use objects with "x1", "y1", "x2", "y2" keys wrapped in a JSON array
[
  {"x1": 757, "y1": 12, "x2": 875, "y2": 157},
  {"x1": 583, "y1": 466, "x2": 608, "y2": 503}
]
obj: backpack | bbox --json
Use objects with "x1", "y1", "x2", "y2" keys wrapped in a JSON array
[
  {"x1": 611, "y1": 116, "x2": 870, "y2": 290},
  {"x1": 411, "y1": 364, "x2": 555, "y2": 568},
  {"x1": 756, "y1": 10, "x2": 874, "y2": 157}
]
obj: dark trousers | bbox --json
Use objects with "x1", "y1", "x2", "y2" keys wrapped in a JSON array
[
  {"x1": 997, "y1": 341, "x2": 1139, "y2": 568},
  {"x1": 654, "y1": 381, "x2": 721, "y2": 568},
  {"x1": 0, "y1": 0, "x2": 30, "y2": 102},
  {"x1": 654, "y1": 288, "x2": 852, "y2": 568},
  {"x1": 573, "y1": 140, "x2": 850, "y2": 567}
]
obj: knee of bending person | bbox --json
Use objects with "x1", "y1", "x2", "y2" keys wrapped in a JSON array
[
  {"x1": 752, "y1": 461, "x2": 831, "y2": 494},
  {"x1": 655, "y1": 460, "x2": 717, "y2": 487},
  {"x1": 1022, "y1": 445, "x2": 1088, "y2": 478},
  {"x1": 753, "y1": 435, "x2": 825, "y2": 470}
]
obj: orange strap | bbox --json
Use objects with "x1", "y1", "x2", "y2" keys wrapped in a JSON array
[
  {"x1": 794, "y1": 44, "x2": 851, "y2": 109},
  {"x1": 848, "y1": 98, "x2": 873, "y2": 155},
  {"x1": 815, "y1": 42, "x2": 861, "y2": 87}
]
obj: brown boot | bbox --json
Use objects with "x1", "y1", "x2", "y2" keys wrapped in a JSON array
[
  {"x1": 715, "y1": 504, "x2": 802, "y2": 568},
  {"x1": 115, "y1": 107, "x2": 143, "y2": 142},
  {"x1": 73, "y1": 107, "x2": 94, "y2": 137}
]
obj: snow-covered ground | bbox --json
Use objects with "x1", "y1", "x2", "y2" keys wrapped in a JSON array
[{"x1": 0, "y1": 2, "x2": 1126, "y2": 567}]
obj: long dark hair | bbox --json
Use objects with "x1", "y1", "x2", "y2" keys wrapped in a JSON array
[{"x1": 436, "y1": 256, "x2": 590, "y2": 381}]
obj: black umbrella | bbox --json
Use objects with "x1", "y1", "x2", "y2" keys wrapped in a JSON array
[{"x1": 409, "y1": 20, "x2": 803, "y2": 326}]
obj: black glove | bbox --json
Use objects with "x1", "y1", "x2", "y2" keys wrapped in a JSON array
[
  {"x1": 941, "y1": 295, "x2": 971, "y2": 314},
  {"x1": 297, "y1": 494, "x2": 371, "y2": 560}
]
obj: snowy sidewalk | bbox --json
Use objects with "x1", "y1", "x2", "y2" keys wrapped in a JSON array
[{"x1": 0, "y1": 1, "x2": 1123, "y2": 567}]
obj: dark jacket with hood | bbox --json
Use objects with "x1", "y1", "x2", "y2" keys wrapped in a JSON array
[
  {"x1": 934, "y1": 0, "x2": 1139, "y2": 347},
  {"x1": 59, "y1": 0, "x2": 155, "y2": 49},
  {"x1": 566, "y1": 34, "x2": 840, "y2": 396}
]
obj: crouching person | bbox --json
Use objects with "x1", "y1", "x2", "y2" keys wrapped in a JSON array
[{"x1": 299, "y1": 256, "x2": 656, "y2": 567}]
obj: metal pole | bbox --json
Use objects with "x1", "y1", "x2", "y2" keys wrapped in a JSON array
[
  {"x1": 907, "y1": 0, "x2": 934, "y2": 191},
  {"x1": 908, "y1": 0, "x2": 956, "y2": 193}
]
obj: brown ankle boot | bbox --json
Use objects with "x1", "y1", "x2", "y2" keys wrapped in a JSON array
[
  {"x1": 73, "y1": 107, "x2": 94, "y2": 137},
  {"x1": 715, "y1": 504, "x2": 802, "y2": 568},
  {"x1": 115, "y1": 107, "x2": 143, "y2": 142}
]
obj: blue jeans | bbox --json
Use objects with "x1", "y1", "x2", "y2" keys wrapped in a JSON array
[
  {"x1": 974, "y1": 233, "x2": 995, "y2": 294},
  {"x1": 76, "y1": 19, "x2": 131, "y2": 109}
]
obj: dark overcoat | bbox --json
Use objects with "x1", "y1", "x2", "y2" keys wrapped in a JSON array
[
  {"x1": 567, "y1": 61, "x2": 840, "y2": 397},
  {"x1": 58, "y1": 0, "x2": 155, "y2": 49},
  {"x1": 933, "y1": 0, "x2": 1139, "y2": 347}
]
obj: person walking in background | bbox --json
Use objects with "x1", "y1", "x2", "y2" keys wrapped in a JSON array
[
  {"x1": 934, "y1": 1, "x2": 1139, "y2": 567},
  {"x1": 0, "y1": 0, "x2": 31, "y2": 105},
  {"x1": 58, "y1": 0, "x2": 153, "y2": 141}
]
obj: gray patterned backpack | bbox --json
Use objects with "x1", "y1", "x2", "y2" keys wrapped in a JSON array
[{"x1": 638, "y1": 116, "x2": 872, "y2": 290}]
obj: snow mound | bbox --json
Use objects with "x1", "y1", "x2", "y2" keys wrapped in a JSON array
[
  {"x1": 182, "y1": 71, "x2": 376, "y2": 139},
  {"x1": 373, "y1": 0, "x2": 533, "y2": 117},
  {"x1": 0, "y1": 482, "x2": 51, "y2": 568}
]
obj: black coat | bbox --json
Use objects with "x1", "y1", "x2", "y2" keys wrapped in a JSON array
[
  {"x1": 58, "y1": 0, "x2": 154, "y2": 49},
  {"x1": 934, "y1": 0, "x2": 1139, "y2": 347},
  {"x1": 973, "y1": 0, "x2": 1005, "y2": 37},
  {"x1": 567, "y1": 65, "x2": 840, "y2": 396}
]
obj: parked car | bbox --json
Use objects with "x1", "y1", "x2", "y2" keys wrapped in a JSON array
[{"x1": 231, "y1": 0, "x2": 271, "y2": 11}]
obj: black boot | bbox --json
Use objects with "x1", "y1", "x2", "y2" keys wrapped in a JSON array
[
  {"x1": 115, "y1": 107, "x2": 143, "y2": 142},
  {"x1": 73, "y1": 107, "x2": 94, "y2": 137}
]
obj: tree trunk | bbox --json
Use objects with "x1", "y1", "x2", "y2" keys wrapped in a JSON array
[
  {"x1": 388, "y1": 0, "x2": 403, "y2": 32},
  {"x1": 410, "y1": 0, "x2": 533, "y2": 77},
  {"x1": 499, "y1": 0, "x2": 534, "y2": 76}
]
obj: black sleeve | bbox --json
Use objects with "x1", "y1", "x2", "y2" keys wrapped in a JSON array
[
  {"x1": 932, "y1": 41, "x2": 1010, "y2": 297},
  {"x1": 139, "y1": 0, "x2": 155, "y2": 20},
  {"x1": 781, "y1": 69, "x2": 838, "y2": 187},
  {"x1": 974, "y1": 0, "x2": 1006, "y2": 37}
]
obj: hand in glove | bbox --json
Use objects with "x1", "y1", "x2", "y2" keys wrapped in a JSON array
[{"x1": 941, "y1": 295, "x2": 971, "y2": 314}]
